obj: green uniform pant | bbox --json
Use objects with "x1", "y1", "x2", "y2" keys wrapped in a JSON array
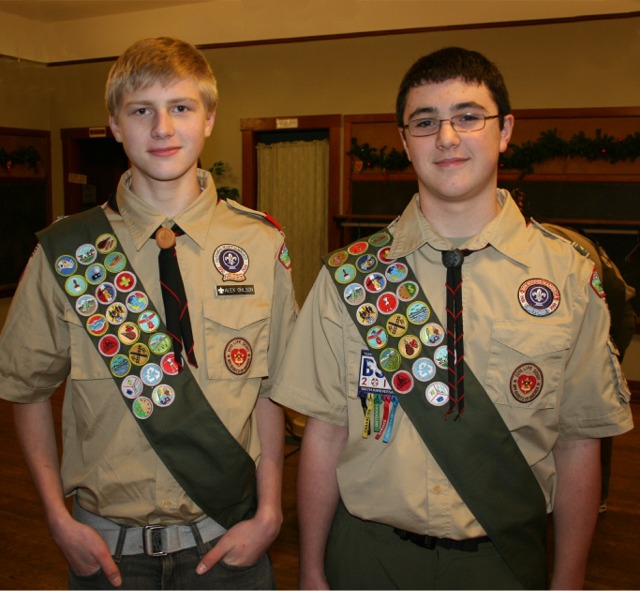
[{"x1": 325, "y1": 502, "x2": 526, "y2": 590}]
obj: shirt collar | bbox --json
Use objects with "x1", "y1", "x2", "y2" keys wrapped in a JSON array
[
  {"x1": 388, "y1": 189, "x2": 531, "y2": 267},
  {"x1": 114, "y1": 169, "x2": 217, "y2": 251}
]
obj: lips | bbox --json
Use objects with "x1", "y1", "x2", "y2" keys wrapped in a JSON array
[{"x1": 149, "y1": 147, "x2": 180, "y2": 157}]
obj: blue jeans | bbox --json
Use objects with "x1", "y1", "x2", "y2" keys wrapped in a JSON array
[{"x1": 67, "y1": 537, "x2": 275, "y2": 590}]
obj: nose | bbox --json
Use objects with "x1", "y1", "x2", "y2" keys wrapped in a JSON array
[
  {"x1": 151, "y1": 110, "x2": 174, "y2": 139},
  {"x1": 435, "y1": 119, "x2": 460, "y2": 149}
]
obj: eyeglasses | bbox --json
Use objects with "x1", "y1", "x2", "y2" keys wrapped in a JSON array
[{"x1": 403, "y1": 114, "x2": 500, "y2": 137}]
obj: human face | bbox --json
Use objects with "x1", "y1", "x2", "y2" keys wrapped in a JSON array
[
  {"x1": 109, "y1": 78, "x2": 215, "y2": 194},
  {"x1": 399, "y1": 78, "x2": 513, "y2": 207}
]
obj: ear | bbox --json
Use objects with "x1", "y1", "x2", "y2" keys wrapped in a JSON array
[
  {"x1": 499, "y1": 114, "x2": 514, "y2": 153},
  {"x1": 204, "y1": 108, "x2": 216, "y2": 138},
  {"x1": 398, "y1": 127, "x2": 412, "y2": 162},
  {"x1": 109, "y1": 114, "x2": 123, "y2": 143}
]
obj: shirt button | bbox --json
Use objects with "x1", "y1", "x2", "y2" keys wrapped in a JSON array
[
  {"x1": 433, "y1": 485, "x2": 443, "y2": 494},
  {"x1": 160, "y1": 500, "x2": 170, "y2": 509}
]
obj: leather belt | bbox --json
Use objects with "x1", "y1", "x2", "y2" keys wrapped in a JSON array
[
  {"x1": 73, "y1": 501, "x2": 226, "y2": 556},
  {"x1": 394, "y1": 528, "x2": 491, "y2": 552}
]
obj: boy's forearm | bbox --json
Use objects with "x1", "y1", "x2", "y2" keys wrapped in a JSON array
[
  {"x1": 254, "y1": 397, "x2": 285, "y2": 534},
  {"x1": 13, "y1": 400, "x2": 70, "y2": 527},
  {"x1": 551, "y1": 437, "x2": 600, "y2": 589}
]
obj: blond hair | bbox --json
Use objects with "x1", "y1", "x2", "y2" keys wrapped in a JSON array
[{"x1": 105, "y1": 37, "x2": 218, "y2": 116}]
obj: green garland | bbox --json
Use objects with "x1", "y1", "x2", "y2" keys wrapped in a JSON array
[
  {"x1": 501, "y1": 128, "x2": 640, "y2": 175},
  {"x1": 348, "y1": 129, "x2": 640, "y2": 176},
  {"x1": 0, "y1": 146, "x2": 42, "y2": 173},
  {"x1": 347, "y1": 138, "x2": 410, "y2": 172}
]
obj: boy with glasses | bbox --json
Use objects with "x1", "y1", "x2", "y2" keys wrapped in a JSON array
[{"x1": 272, "y1": 47, "x2": 632, "y2": 589}]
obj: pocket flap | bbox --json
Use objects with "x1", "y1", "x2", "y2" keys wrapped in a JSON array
[
  {"x1": 491, "y1": 321, "x2": 571, "y2": 357},
  {"x1": 204, "y1": 297, "x2": 270, "y2": 330}
]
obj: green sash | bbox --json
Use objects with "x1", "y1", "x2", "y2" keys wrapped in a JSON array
[
  {"x1": 38, "y1": 206, "x2": 257, "y2": 529},
  {"x1": 325, "y1": 230, "x2": 548, "y2": 590}
]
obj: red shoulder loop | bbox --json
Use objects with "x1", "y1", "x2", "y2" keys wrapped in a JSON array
[{"x1": 262, "y1": 211, "x2": 283, "y2": 231}]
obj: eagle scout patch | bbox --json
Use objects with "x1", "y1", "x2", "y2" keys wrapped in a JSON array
[
  {"x1": 518, "y1": 278, "x2": 560, "y2": 317},
  {"x1": 510, "y1": 363, "x2": 543, "y2": 403}
]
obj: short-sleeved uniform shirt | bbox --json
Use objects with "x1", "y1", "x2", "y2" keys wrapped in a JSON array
[
  {"x1": 272, "y1": 189, "x2": 632, "y2": 540},
  {"x1": 0, "y1": 169, "x2": 298, "y2": 525}
]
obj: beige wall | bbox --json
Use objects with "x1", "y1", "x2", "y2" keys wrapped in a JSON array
[
  {"x1": 1, "y1": 15, "x2": 638, "y2": 379},
  {"x1": 1, "y1": 16, "x2": 639, "y2": 215}
]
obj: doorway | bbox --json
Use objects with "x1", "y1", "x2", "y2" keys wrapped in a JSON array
[
  {"x1": 241, "y1": 115, "x2": 341, "y2": 305},
  {"x1": 61, "y1": 127, "x2": 129, "y2": 214}
]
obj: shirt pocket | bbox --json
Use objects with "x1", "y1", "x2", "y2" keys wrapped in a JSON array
[
  {"x1": 484, "y1": 321, "x2": 571, "y2": 409},
  {"x1": 203, "y1": 297, "x2": 271, "y2": 380},
  {"x1": 66, "y1": 309, "x2": 112, "y2": 381}
]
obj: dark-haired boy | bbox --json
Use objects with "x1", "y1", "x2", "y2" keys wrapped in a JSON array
[{"x1": 272, "y1": 47, "x2": 632, "y2": 589}]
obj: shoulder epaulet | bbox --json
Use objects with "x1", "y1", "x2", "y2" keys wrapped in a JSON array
[{"x1": 223, "y1": 198, "x2": 283, "y2": 230}]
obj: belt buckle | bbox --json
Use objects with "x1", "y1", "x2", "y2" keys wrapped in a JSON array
[{"x1": 143, "y1": 525, "x2": 167, "y2": 556}]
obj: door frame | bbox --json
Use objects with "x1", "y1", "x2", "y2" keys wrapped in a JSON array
[{"x1": 240, "y1": 114, "x2": 342, "y2": 251}]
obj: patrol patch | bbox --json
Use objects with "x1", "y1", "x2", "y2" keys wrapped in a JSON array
[
  {"x1": 590, "y1": 267, "x2": 606, "y2": 299},
  {"x1": 224, "y1": 337, "x2": 253, "y2": 375},
  {"x1": 510, "y1": 363, "x2": 543, "y2": 403},
  {"x1": 518, "y1": 278, "x2": 560, "y2": 317},
  {"x1": 278, "y1": 243, "x2": 292, "y2": 269},
  {"x1": 213, "y1": 244, "x2": 249, "y2": 282}
]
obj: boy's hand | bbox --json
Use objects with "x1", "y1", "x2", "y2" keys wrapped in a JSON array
[
  {"x1": 196, "y1": 513, "x2": 280, "y2": 574},
  {"x1": 52, "y1": 516, "x2": 122, "y2": 587}
]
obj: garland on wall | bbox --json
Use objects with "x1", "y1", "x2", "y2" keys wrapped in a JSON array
[
  {"x1": 0, "y1": 146, "x2": 42, "y2": 174},
  {"x1": 348, "y1": 129, "x2": 640, "y2": 176}
]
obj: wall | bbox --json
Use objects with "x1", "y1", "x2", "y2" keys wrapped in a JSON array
[
  {"x1": 19, "y1": 15, "x2": 636, "y2": 218},
  {"x1": 0, "y1": 14, "x2": 638, "y2": 383}
]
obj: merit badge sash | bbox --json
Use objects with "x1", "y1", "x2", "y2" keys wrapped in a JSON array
[
  {"x1": 38, "y1": 206, "x2": 257, "y2": 529},
  {"x1": 325, "y1": 230, "x2": 548, "y2": 590}
]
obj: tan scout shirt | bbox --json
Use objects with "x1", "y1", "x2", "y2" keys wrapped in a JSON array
[
  {"x1": 272, "y1": 189, "x2": 632, "y2": 540},
  {"x1": 0, "y1": 170, "x2": 297, "y2": 525}
]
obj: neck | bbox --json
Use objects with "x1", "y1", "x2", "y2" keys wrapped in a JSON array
[
  {"x1": 418, "y1": 192, "x2": 500, "y2": 238},
  {"x1": 129, "y1": 170, "x2": 202, "y2": 218}
]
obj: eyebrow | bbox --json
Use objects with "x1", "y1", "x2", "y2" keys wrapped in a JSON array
[{"x1": 407, "y1": 101, "x2": 489, "y2": 121}]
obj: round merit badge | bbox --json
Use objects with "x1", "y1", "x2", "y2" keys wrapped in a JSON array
[
  {"x1": 518, "y1": 278, "x2": 560, "y2": 317},
  {"x1": 426, "y1": 382, "x2": 449, "y2": 406},
  {"x1": 132, "y1": 396, "x2": 154, "y2": 419},
  {"x1": 55, "y1": 255, "x2": 77, "y2": 277},
  {"x1": 224, "y1": 338, "x2": 253, "y2": 375},
  {"x1": 510, "y1": 363, "x2": 543, "y2": 403},
  {"x1": 391, "y1": 370, "x2": 414, "y2": 394},
  {"x1": 121, "y1": 375, "x2": 143, "y2": 399}
]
